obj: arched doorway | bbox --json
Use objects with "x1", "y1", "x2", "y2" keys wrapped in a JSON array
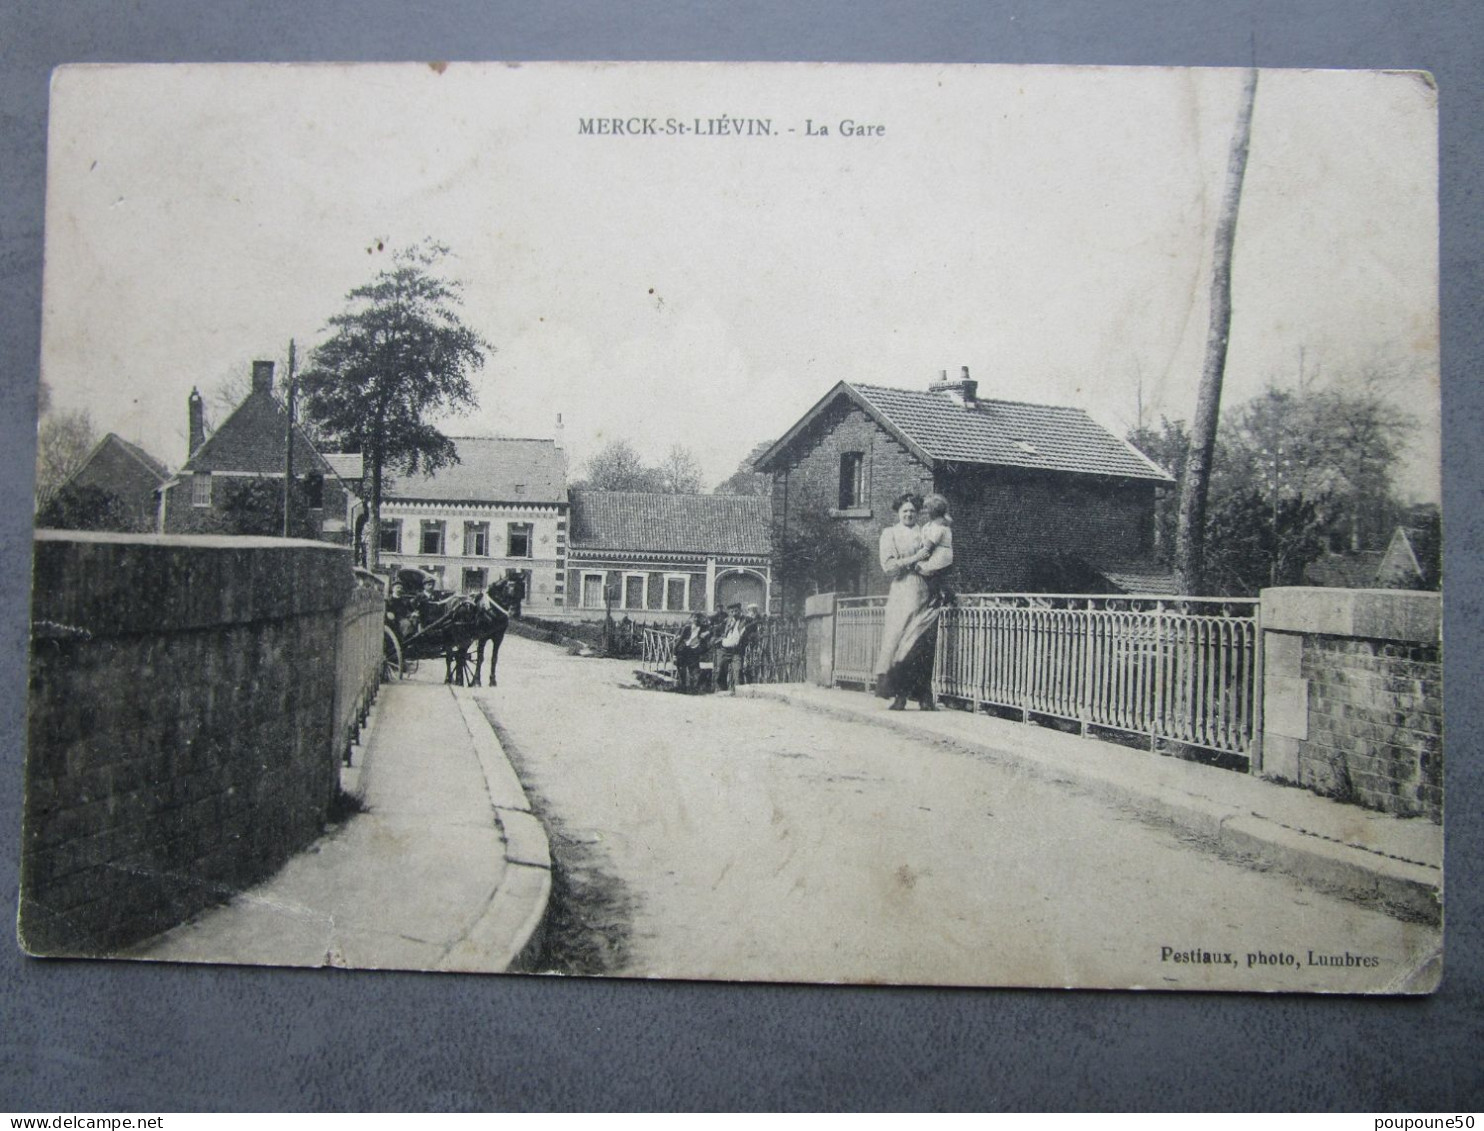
[{"x1": 715, "y1": 569, "x2": 766, "y2": 611}]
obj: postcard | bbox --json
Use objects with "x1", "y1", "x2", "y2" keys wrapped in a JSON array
[{"x1": 21, "y1": 62, "x2": 1442, "y2": 992}]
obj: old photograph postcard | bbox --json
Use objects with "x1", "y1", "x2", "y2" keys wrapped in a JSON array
[{"x1": 21, "y1": 61, "x2": 1441, "y2": 992}]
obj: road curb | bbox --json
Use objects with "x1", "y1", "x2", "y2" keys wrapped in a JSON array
[
  {"x1": 744, "y1": 685, "x2": 1441, "y2": 926},
  {"x1": 449, "y1": 688, "x2": 552, "y2": 971}
]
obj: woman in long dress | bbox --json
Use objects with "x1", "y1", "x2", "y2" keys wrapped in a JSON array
[{"x1": 874, "y1": 492, "x2": 954, "y2": 710}]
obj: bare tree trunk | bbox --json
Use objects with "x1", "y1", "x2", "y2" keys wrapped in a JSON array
[
  {"x1": 368, "y1": 442, "x2": 383, "y2": 573},
  {"x1": 1175, "y1": 67, "x2": 1259, "y2": 594}
]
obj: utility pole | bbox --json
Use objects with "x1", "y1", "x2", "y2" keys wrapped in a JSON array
[{"x1": 283, "y1": 339, "x2": 296, "y2": 538}]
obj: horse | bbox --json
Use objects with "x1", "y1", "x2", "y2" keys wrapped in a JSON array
[{"x1": 466, "y1": 575, "x2": 518, "y2": 687}]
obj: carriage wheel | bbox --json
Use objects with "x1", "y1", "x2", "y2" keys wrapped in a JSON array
[
  {"x1": 382, "y1": 627, "x2": 404, "y2": 682},
  {"x1": 448, "y1": 644, "x2": 475, "y2": 686}
]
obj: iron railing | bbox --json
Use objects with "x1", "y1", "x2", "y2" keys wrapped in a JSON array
[{"x1": 836, "y1": 593, "x2": 1261, "y2": 761}]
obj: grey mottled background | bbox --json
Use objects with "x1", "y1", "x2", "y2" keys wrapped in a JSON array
[{"x1": 2, "y1": 0, "x2": 1480, "y2": 1111}]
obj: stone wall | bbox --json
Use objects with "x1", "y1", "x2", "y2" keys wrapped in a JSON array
[
  {"x1": 21, "y1": 531, "x2": 361, "y2": 954},
  {"x1": 1260, "y1": 587, "x2": 1443, "y2": 822}
]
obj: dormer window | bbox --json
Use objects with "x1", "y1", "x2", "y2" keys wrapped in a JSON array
[{"x1": 1013, "y1": 439, "x2": 1039, "y2": 455}]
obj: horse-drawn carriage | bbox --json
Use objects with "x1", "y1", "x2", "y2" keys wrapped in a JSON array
[{"x1": 375, "y1": 566, "x2": 517, "y2": 686}]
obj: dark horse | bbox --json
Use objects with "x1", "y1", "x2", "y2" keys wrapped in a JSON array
[
  {"x1": 384, "y1": 570, "x2": 515, "y2": 687},
  {"x1": 465, "y1": 576, "x2": 517, "y2": 687}
]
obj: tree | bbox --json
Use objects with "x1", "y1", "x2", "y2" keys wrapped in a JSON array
[
  {"x1": 713, "y1": 440, "x2": 773, "y2": 496},
  {"x1": 1126, "y1": 416, "x2": 1189, "y2": 560},
  {"x1": 35, "y1": 406, "x2": 98, "y2": 511},
  {"x1": 658, "y1": 444, "x2": 703, "y2": 494},
  {"x1": 299, "y1": 241, "x2": 490, "y2": 569},
  {"x1": 1175, "y1": 67, "x2": 1259, "y2": 593},
  {"x1": 1130, "y1": 381, "x2": 1417, "y2": 596},
  {"x1": 35, "y1": 483, "x2": 137, "y2": 532},
  {"x1": 216, "y1": 477, "x2": 320, "y2": 539},
  {"x1": 578, "y1": 439, "x2": 666, "y2": 492},
  {"x1": 773, "y1": 500, "x2": 868, "y2": 610}
]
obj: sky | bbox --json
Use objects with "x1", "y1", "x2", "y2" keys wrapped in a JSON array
[{"x1": 39, "y1": 62, "x2": 1439, "y2": 500}]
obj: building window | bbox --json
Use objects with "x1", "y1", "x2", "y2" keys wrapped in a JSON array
[
  {"x1": 581, "y1": 572, "x2": 606, "y2": 609},
  {"x1": 623, "y1": 572, "x2": 647, "y2": 611},
  {"x1": 508, "y1": 522, "x2": 533, "y2": 558},
  {"x1": 462, "y1": 567, "x2": 488, "y2": 593},
  {"x1": 514, "y1": 483, "x2": 526, "y2": 496},
  {"x1": 379, "y1": 520, "x2": 402, "y2": 553},
  {"x1": 664, "y1": 574, "x2": 689, "y2": 612},
  {"x1": 839, "y1": 452, "x2": 864, "y2": 509},
  {"x1": 420, "y1": 520, "x2": 445, "y2": 556},
  {"x1": 191, "y1": 473, "x2": 212, "y2": 507},
  {"x1": 464, "y1": 521, "x2": 489, "y2": 557},
  {"x1": 304, "y1": 473, "x2": 325, "y2": 509}
]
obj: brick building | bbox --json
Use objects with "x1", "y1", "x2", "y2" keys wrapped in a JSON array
[
  {"x1": 377, "y1": 436, "x2": 569, "y2": 614},
  {"x1": 51, "y1": 432, "x2": 169, "y2": 532},
  {"x1": 158, "y1": 360, "x2": 355, "y2": 542},
  {"x1": 755, "y1": 369, "x2": 1175, "y2": 610},
  {"x1": 565, "y1": 490, "x2": 772, "y2": 623}
]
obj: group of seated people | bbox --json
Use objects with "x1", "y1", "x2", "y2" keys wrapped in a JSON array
[{"x1": 672, "y1": 603, "x2": 762, "y2": 695}]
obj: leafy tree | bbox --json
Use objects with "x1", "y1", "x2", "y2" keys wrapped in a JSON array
[
  {"x1": 299, "y1": 242, "x2": 490, "y2": 569},
  {"x1": 577, "y1": 439, "x2": 666, "y2": 492},
  {"x1": 1130, "y1": 382, "x2": 1417, "y2": 596},
  {"x1": 34, "y1": 406, "x2": 98, "y2": 511},
  {"x1": 35, "y1": 483, "x2": 137, "y2": 532},
  {"x1": 773, "y1": 499, "x2": 869, "y2": 610},
  {"x1": 714, "y1": 440, "x2": 773, "y2": 496},
  {"x1": 215, "y1": 477, "x2": 321, "y2": 539}
]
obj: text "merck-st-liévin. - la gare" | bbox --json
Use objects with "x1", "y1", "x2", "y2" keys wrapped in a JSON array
[{"x1": 578, "y1": 117, "x2": 886, "y2": 138}]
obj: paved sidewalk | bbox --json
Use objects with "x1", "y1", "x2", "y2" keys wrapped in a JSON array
[
  {"x1": 741, "y1": 683, "x2": 1443, "y2": 925},
  {"x1": 133, "y1": 681, "x2": 549, "y2": 972}
]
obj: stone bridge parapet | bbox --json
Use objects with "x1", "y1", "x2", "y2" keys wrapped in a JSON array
[{"x1": 22, "y1": 532, "x2": 372, "y2": 955}]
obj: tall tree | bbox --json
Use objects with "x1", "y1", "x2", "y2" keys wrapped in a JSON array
[
  {"x1": 299, "y1": 242, "x2": 490, "y2": 569},
  {"x1": 34, "y1": 406, "x2": 98, "y2": 511},
  {"x1": 1174, "y1": 67, "x2": 1259, "y2": 593},
  {"x1": 1132, "y1": 381, "x2": 1416, "y2": 596}
]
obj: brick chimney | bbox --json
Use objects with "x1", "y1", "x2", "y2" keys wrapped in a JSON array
[
  {"x1": 928, "y1": 364, "x2": 978, "y2": 406},
  {"x1": 251, "y1": 359, "x2": 275, "y2": 396},
  {"x1": 187, "y1": 387, "x2": 205, "y2": 458}
]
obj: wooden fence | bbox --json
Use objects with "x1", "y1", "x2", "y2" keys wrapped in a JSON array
[
  {"x1": 639, "y1": 618, "x2": 807, "y2": 686},
  {"x1": 835, "y1": 593, "x2": 1261, "y2": 760}
]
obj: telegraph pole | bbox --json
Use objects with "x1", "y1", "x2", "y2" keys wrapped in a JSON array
[{"x1": 283, "y1": 339, "x2": 296, "y2": 538}]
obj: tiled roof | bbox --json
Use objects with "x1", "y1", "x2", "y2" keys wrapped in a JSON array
[
  {"x1": 384, "y1": 437, "x2": 567, "y2": 505},
  {"x1": 849, "y1": 383, "x2": 1173, "y2": 482},
  {"x1": 569, "y1": 490, "x2": 770, "y2": 556},
  {"x1": 184, "y1": 390, "x2": 333, "y2": 476},
  {"x1": 71, "y1": 433, "x2": 170, "y2": 487},
  {"x1": 106, "y1": 434, "x2": 170, "y2": 482},
  {"x1": 322, "y1": 453, "x2": 364, "y2": 481},
  {"x1": 1304, "y1": 551, "x2": 1387, "y2": 589},
  {"x1": 1091, "y1": 560, "x2": 1181, "y2": 595}
]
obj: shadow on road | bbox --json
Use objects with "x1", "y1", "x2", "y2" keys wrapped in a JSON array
[{"x1": 478, "y1": 699, "x2": 637, "y2": 977}]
